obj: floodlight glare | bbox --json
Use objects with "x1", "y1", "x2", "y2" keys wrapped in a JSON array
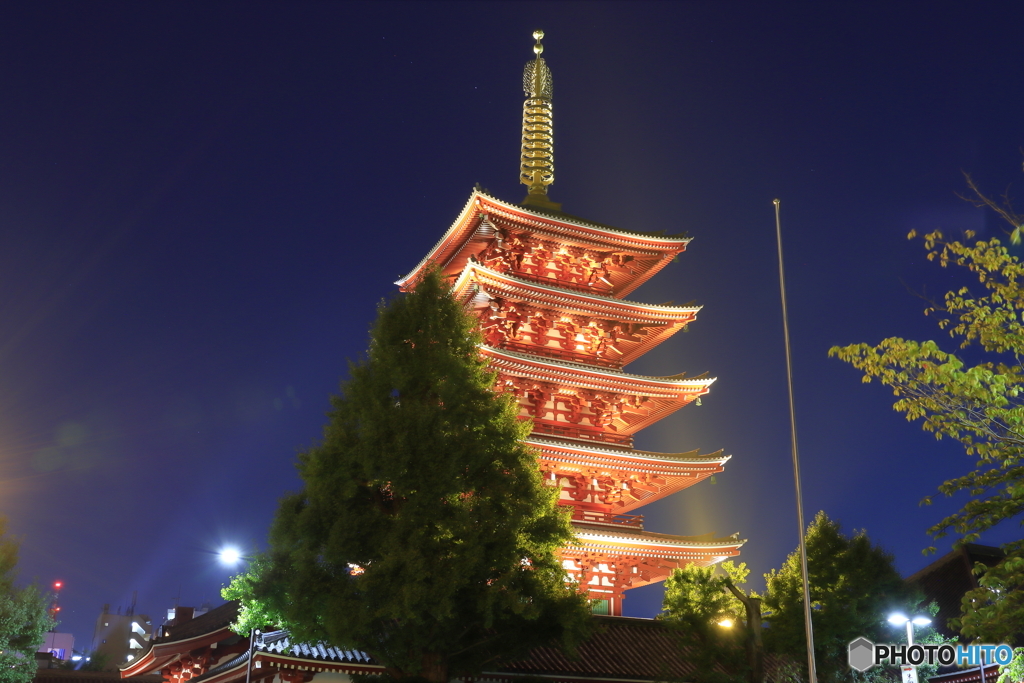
[
  {"x1": 912, "y1": 616, "x2": 931, "y2": 626},
  {"x1": 887, "y1": 613, "x2": 909, "y2": 625}
]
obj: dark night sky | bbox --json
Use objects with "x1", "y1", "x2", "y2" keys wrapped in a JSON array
[{"x1": 3, "y1": 0, "x2": 1024, "y2": 646}]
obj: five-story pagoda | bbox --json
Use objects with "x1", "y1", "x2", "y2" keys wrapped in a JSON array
[{"x1": 398, "y1": 31, "x2": 743, "y2": 616}]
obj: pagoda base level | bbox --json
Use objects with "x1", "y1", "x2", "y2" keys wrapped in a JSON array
[
  {"x1": 563, "y1": 552, "x2": 719, "y2": 612},
  {"x1": 587, "y1": 595, "x2": 623, "y2": 617},
  {"x1": 565, "y1": 553, "x2": 682, "y2": 603}
]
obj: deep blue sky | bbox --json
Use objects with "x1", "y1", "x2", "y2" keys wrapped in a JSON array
[{"x1": 2, "y1": 1, "x2": 1024, "y2": 645}]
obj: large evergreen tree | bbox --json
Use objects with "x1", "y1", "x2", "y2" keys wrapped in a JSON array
[
  {"x1": 224, "y1": 268, "x2": 589, "y2": 682},
  {"x1": 0, "y1": 516, "x2": 55, "y2": 683}
]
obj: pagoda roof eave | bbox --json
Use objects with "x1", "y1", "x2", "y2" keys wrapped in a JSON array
[
  {"x1": 570, "y1": 525, "x2": 745, "y2": 551},
  {"x1": 452, "y1": 261, "x2": 702, "y2": 320},
  {"x1": 396, "y1": 190, "x2": 692, "y2": 291},
  {"x1": 482, "y1": 345, "x2": 715, "y2": 390},
  {"x1": 524, "y1": 435, "x2": 731, "y2": 466}
]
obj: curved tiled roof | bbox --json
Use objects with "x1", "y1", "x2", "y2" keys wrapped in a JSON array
[
  {"x1": 257, "y1": 631, "x2": 374, "y2": 665},
  {"x1": 571, "y1": 525, "x2": 744, "y2": 550},
  {"x1": 482, "y1": 345, "x2": 714, "y2": 387},
  {"x1": 494, "y1": 615, "x2": 792, "y2": 682},
  {"x1": 117, "y1": 603, "x2": 806, "y2": 683},
  {"x1": 525, "y1": 435, "x2": 729, "y2": 465},
  {"x1": 35, "y1": 671, "x2": 162, "y2": 683},
  {"x1": 454, "y1": 261, "x2": 701, "y2": 319},
  {"x1": 397, "y1": 190, "x2": 691, "y2": 290}
]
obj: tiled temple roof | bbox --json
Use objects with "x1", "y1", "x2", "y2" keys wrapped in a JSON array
[
  {"x1": 398, "y1": 190, "x2": 690, "y2": 296},
  {"x1": 482, "y1": 345, "x2": 713, "y2": 387},
  {"x1": 495, "y1": 615, "x2": 790, "y2": 681},
  {"x1": 36, "y1": 671, "x2": 162, "y2": 683},
  {"x1": 257, "y1": 631, "x2": 374, "y2": 665},
  {"x1": 136, "y1": 604, "x2": 794, "y2": 683},
  {"x1": 526, "y1": 435, "x2": 729, "y2": 465}
]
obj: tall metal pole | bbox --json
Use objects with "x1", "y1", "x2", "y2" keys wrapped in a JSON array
[
  {"x1": 245, "y1": 628, "x2": 255, "y2": 683},
  {"x1": 774, "y1": 199, "x2": 817, "y2": 683}
]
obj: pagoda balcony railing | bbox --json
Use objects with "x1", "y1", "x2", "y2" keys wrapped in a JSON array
[
  {"x1": 511, "y1": 271, "x2": 614, "y2": 296},
  {"x1": 531, "y1": 422, "x2": 631, "y2": 446},
  {"x1": 571, "y1": 509, "x2": 645, "y2": 530},
  {"x1": 500, "y1": 340, "x2": 620, "y2": 368}
]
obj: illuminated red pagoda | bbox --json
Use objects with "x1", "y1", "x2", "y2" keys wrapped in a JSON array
[{"x1": 398, "y1": 31, "x2": 742, "y2": 616}]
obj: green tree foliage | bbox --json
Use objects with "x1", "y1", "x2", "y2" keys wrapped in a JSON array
[
  {"x1": 949, "y1": 543, "x2": 1024, "y2": 644},
  {"x1": 660, "y1": 561, "x2": 752, "y2": 683},
  {"x1": 829, "y1": 176, "x2": 1024, "y2": 644},
  {"x1": 761, "y1": 512, "x2": 920, "y2": 683},
  {"x1": 223, "y1": 268, "x2": 590, "y2": 683},
  {"x1": 0, "y1": 516, "x2": 55, "y2": 683},
  {"x1": 661, "y1": 516, "x2": 948, "y2": 683}
]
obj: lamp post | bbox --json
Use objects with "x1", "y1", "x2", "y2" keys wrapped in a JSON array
[
  {"x1": 774, "y1": 199, "x2": 817, "y2": 683},
  {"x1": 218, "y1": 547, "x2": 257, "y2": 683},
  {"x1": 888, "y1": 613, "x2": 931, "y2": 683}
]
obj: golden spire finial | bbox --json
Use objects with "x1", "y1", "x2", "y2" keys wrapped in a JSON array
[{"x1": 520, "y1": 30, "x2": 560, "y2": 211}]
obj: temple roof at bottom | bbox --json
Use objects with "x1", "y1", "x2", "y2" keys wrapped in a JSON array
[{"x1": 121, "y1": 604, "x2": 796, "y2": 683}]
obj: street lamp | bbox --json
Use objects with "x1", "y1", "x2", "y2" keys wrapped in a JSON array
[
  {"x1": 888, "y1": 613, "x2": 932, "y2": 683},
  {"x1": 887, "y1": 612, "x2": 931, "y2": 646},
  {"x1": 218, "y1": 547, "x2": 242, "y2": 565},
  {"x1": 215, "y1": 548, "x2": 258, "y2": 683}
]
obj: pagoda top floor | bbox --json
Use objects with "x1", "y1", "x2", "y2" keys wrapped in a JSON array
[{"x1": 397, "y1": 190, "x2": 692, "y2": 298}]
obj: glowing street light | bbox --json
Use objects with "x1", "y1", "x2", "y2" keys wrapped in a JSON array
[
  {"x1": 214, "y1": 546, "x2": 256, "y2": 683},
  {"x1": 889, "y1": 612, "x2": 932, "y2": 683},
  {"x1": 887, "y1": 612, "x2": 931, "y2": 645},
  {"x1": 218, "y1": 547, "x2": 242, "y2": 565}
]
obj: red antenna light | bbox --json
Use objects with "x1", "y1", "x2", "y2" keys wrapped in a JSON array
[{"x1": 49, "y1": 580, "x2": 64, "y2": 620}]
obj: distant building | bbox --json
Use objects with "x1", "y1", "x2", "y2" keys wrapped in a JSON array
[
  {"x1": 156, "y1": 603, "x2": 211, "y2": 640},
  {"x1": 906, "y1": 543, "x2": 1005, "y2": 639},
  {"x1": 38, "y1": 632, "x2": 75, "y2": 661},
  {"x1": 91, "y1": 605, "x2": 152, "y2": 670}
]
